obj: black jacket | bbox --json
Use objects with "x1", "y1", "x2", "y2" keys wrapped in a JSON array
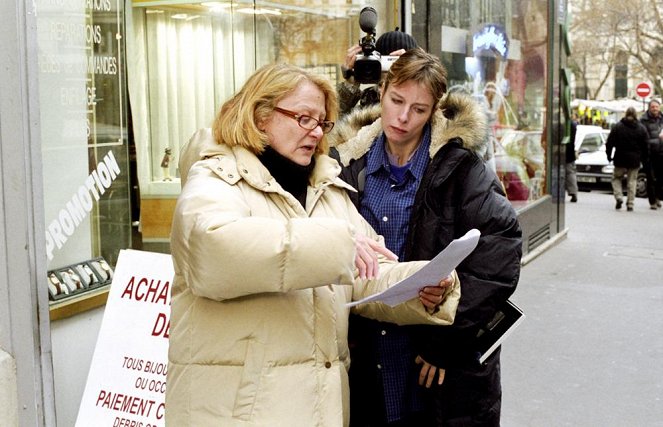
[
  {"x1": 329, "y1": 93, "x2": 523, "y2": 422},
  {"x1": 606, "y1": 117, "x2": 648, "y2": 168},
  {"x1": 640, "y1": 111, "x2": 663, "y2": 155}
]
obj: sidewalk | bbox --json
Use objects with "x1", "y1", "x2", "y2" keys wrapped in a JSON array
[{"x1": 501, "y1": 190, "x2": 663, "y2": 427}]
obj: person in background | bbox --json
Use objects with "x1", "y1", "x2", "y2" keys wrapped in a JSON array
[
  {"x1": 606, "y1": 107, "x2": 648, "y2": 211},
  {"x1": 640, "y1": 99, "x2": 663, "y2": 210},
  {"x1": 165, "y1": 62, "x2": 462, "y2": 427},
  {"x1": 338, "y1": 29, "x2": 418, "y2": 116},
  {"x1": 329, "y1": 48, "x2": 522, "y2": 427},
  {"x1": 565, "y1": 114, "x2": 579, "y2": 202}
]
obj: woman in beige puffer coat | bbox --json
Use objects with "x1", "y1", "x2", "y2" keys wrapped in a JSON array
[{"x1": 165, "y1": 63, "x2": 460, "y2": 427}]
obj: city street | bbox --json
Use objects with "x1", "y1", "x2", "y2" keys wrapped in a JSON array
[{"x1": 502, "y1": 190, "x2": 663, "y2": 426}]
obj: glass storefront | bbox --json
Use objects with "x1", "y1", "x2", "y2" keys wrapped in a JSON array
[
  {"x1": 413, "y1": 0, "x2": 551, "y2": 206},
  {"x1": 38, "y1": 0, "x2": 565, "y2": 286},
  {"x1": 37, "y1": 0, "x2": 130, "y2": 302}
]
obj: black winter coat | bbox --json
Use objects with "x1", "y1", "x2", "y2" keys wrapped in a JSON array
[
  {"x1": 329, "y1": 93, "x2": 523, "y2": 423},
  {"x1": 606, "y1": 117, "x2": 648, "y2": 168},
  {"x1": 640, "y1": 111, "x2": 663, "y2": 155}
]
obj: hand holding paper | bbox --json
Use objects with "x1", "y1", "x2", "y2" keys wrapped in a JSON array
[
  {"x1": 347, "y1": 228, "x2": 481, "y2": 308},
  {"x1": 418, "y1": 275, "x2": 455, "y2": 312}
]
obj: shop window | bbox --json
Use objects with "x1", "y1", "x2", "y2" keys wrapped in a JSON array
[
  {"x1": 127, "y1": 0, "x2": 394, "y2": 243},
  {"x1": 416, "y1": 0, "x2": 549, "y2": 205},
  {"x1": 37, "y1": 0, "x2": 130, "y2": 281}
]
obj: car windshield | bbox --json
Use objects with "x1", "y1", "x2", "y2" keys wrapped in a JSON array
[{"x1": 578, "y1": 133, "x2": 604, "y2": 153}]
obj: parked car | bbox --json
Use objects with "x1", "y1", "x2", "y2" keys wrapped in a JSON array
[
  {"x1": 575, "y1": 130, "x2": 647, "y2": 198},
  {"x1": 574, "y1": 125, "x2": 607, "y2": 153}
]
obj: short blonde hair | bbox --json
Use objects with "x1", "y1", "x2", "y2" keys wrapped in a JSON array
[
  {"x1": 212, "y1": 63, "x2": 338, "y2": 155},
  {"x1": 383, "y1": 48, "x2": 448, "y2": 108}
]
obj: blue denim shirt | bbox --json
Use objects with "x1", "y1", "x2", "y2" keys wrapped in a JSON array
[{"x1": 358, "y1": 124, "x2": 432, "y2": 422}]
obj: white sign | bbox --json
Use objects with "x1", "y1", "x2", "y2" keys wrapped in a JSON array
[{"x1": 76, "y1": 249, "x2": 173, "y2": 427}]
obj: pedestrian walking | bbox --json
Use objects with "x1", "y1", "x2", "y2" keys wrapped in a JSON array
[
  {"x1": 565, "y1": 114, "x2": 579, "y2": 202},
  {"x1": 639, "y1": 99, "x2": 663, "y2": 209},
  {"x1": 606, "y1": 107, "x2": 648, "y2": 211}
]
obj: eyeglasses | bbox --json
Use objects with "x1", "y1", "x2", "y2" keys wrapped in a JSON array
[{"x1": 274, "y1": 107, "x2": 335, "y2": 134}]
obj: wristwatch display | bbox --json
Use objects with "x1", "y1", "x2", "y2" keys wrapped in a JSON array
[
  {"x1": 90, "y1": 260, "x2": 109, "y2": 282},
  {"x1": 48, "y1": 273, "x2": 66, "y2": 298},
  {"x1": 48, "y1": 257, "x2": 114, "y2": 301}
]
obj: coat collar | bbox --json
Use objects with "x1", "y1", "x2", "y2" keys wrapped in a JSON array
[{"x1": 328, "y1": 92, "x2": 487, "y2": 167}]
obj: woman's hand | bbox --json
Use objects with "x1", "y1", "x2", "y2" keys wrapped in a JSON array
[
  {"x1": 418, "y1": 275, "x2": 454, "y2": 312},
  {"x1": 354, "y1": 232, "x2": 398, "y2": 280},
  {"x1": 415, "y1": 355, "x2": 445, "y2": 388}
]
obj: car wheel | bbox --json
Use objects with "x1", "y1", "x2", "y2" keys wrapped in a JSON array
[{"x1": 636, "y1": 172, "x2": 647, "y2": 198}]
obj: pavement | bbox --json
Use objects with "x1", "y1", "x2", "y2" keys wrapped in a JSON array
[{"x1": 501, "y1": 189, "x2": 663, "y2": 427}]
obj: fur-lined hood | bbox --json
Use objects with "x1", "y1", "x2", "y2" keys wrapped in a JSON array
[{"x1": 328, "y1": 92, "x2": 487, "y2": 166}]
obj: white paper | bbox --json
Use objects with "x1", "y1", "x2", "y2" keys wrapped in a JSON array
[{"x1": 347, "y1": 228, "x2": 481, "y2": 308}]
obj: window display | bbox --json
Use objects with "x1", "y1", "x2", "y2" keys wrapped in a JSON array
[
  {"x1": 129, "y1": 1, "x2": 393, "y2": 194},
  {"x1": 37, "y1": 0, "x2": 130, "y2": 299},
  {"x1": 127, "y1": 0, "x2": 396, "y2": 243},
  {"x1": 47, "y1": 257, "x2": 114, "y2": 301},
  {"x1": 415, "y1": 0, "x2": 549, "y2": 204}
]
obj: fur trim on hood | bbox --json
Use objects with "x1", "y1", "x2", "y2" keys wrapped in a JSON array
[{"x1": 328, "y1": 92, "x2": 487, "y2": 166}]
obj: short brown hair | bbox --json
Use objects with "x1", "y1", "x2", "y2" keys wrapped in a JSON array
[
  {"x1": 212, "y1": 63, "x2": 338, "y2": 154},
  {"x1": 382, "y1": 48, "x2": 448, "y2": 107}
]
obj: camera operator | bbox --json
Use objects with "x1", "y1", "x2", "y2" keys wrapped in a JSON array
[{"x1": 338, "y1": 29, "x2": 418, "y2": 116}]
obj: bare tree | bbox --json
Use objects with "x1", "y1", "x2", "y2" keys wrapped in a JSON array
[{"x1": 569, "y1": 0, "x2": 663, "y2": 98}]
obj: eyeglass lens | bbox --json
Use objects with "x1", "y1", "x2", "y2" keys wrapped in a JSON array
[{"x1": 275, "y1": 107, "x2": 334, "y2": 134}]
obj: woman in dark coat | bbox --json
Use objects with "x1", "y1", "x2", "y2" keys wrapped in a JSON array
[{"x1": 329, "y1": 48, "x2": 522, "y2": 427}]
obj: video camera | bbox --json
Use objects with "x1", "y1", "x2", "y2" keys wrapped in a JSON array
[{"x1": 352, "y1": 6, "x2": 398, "y2": 84}]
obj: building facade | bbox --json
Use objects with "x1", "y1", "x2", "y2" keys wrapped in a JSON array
[{"x1": 0, "y1": 0, "x2": 570, "y2": 425}]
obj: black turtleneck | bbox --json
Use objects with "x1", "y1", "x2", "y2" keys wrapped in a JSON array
[{"x1": 257, "y1": 146, "x2": 315, "y2": 209}]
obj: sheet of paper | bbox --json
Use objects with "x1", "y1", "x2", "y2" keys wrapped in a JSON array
[{"x1": 347, "y1": 228, "x2": 480, "y2": 308}]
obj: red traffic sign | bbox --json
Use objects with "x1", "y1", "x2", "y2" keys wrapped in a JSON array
[{"x1": 636, "y1": 82, "x2": 652, "y2": 98}]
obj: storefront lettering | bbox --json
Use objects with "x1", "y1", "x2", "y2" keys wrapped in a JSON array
[
  {"x1": 86, "y1": 0, "x2": 112, "y2": 11},
  {"x1": 88, "y1": 54, "x2": 119, "y2": 75},
  {"x1": 45, "y1": 150, "x2": 121, "y2": 260},
  {"x1": 95, "y1": 389, "x2": 157, "y2": 417},
  {"x1": 121, "y1": 276, "x2": 170, "y2": 306}
]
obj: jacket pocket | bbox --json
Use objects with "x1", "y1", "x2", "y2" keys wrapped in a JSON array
[{"x1": 232, "y1": 338, "x2": 266, "y2": 420}]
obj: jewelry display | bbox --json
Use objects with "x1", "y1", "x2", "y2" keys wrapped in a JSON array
[
  {"x1": 75, "y1": 265, "x2": 91, "y2": 288},
  {"x1": 60, "y1": 270, "x2": 78, "y2": 293},
  {"x1": 48, "y1": 257, "x2": 113, "y2": 301},
  {"x1": 67, "y1": 268, "x2": 84, "y2": 290},
  {"x1": 48, "y1": 273, "x2": 64, "y2": 297},
  {"x1": 90, "y1": 260, "x2": 108, "y2": 281},
  {"x1": 98, "y1": 259, "x2": 113, "y2": 279},
  {"x1": 83, "y1": 264, "x2": 98, "y2": 284}
]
